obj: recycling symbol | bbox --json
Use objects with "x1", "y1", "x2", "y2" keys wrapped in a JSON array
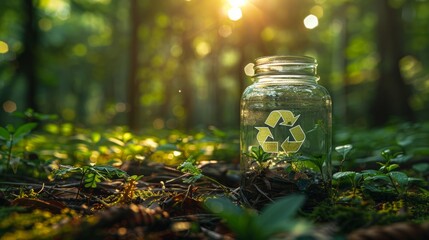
[{"x1": 255, "y1": 110, "x2": 306, "y2": 154}]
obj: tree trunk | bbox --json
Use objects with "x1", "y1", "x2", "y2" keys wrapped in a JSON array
[
  {"x1": 22, "y1": 0, "x2": 38, "y2": 111},
  {"x1": 371, "y1": 0, "x2": 414, "y2": 125},
  {"x1": 127, "y1": 0, "x2": 140, "y2": 130},
  {"x1": 334, "y1": 3, "x2": 351, "y2": 125},
  {"x1": 181, "y1": 34, "x2": 194, "y2": 130}
]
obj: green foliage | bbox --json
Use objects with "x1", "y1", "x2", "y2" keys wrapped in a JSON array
[
  {"x1": 12, "y1": 108, "x2": 58, "y2": 122},
  {"x1": 335, "y1": 144, "x2": 353, "y2": 171},
  {"x1": 54, "y1": 165, "x2": 128, "y2": 189},
  {"x1": 205, "y1": 194, "x2": 311, "y2": 240},
  {"x1": 0, "y1": 122, "x2": 38, "y2": 173},
  {"x1": 0, "y1": 118, "x2": 428, "y2": 238},
  {"x1": 177, "y1": 155, "x2": 203, "y2": 184},
  {"x1": 333, "y1": 145, "x2": 427, "y2": 202},
  {"x1": 177, "y1": 154, "x2": 231, "y2": 193},
  {"x1": 244, "y1": 146, "x2": 272, "y2": 170}
]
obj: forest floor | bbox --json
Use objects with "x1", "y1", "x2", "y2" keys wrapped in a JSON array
[{"x1": 1, "y1": 121, "x2": 429, "y2": 239}]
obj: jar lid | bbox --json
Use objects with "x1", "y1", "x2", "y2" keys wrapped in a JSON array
[
  {"x1": 255, "y1": 55, "x2": 316, "y2": 65},
  {"x1": 252, "y1": 55, "x2": 318, "y2": 77}
]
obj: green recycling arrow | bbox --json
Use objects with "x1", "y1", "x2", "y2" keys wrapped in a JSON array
[
  {"x1": 255, "y1": 110, "x2": 306, "y2": 154},
  {"x1": 255, "y1": 127, "x2": 279, "y2": 153},
  {"x1": 281, "y1": 125, "x2": 305, "y2": 153},
  {"x1": 264, "y1": 110, "x2": 300, "y2": 128}
]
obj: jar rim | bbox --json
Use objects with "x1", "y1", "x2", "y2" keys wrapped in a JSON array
[{"x1": 255, "y1": 55, "x2": 316, "y2": 65}]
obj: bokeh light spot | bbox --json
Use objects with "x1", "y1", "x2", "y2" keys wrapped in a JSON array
[
  {"x1": 310, "y1": 5, "x2": 324, "y2": 18},
  {"x1": 261, "y1": 27, "x2": 276, "y2": 42},
  {"x1": 115, "y1": 102, "x2": 126, "y2": 112},
  {"x1": 40, "y1": 0, "x2": 71, "y2": 20},
  {"x1": 0, "y1": 41, "x2": 9, "y2": 54},
  {"x1": 304, "y1": 14, "x2": 319, "y2": 29},
  {"x1": 195, "y1": 41, "x2": 211, "y2": 57},
  {"x1": 228, "y1": 7, "x2": 242, "y2": 21},
  {"x1": 38, "y1": 18, "x2": 53, "y2": 31},
  {"x1": 170, "y1": 44, "x2": 183, "y2": 57},
  {"x1": 218, "y1": 25, "x2": 232, "y2": 38},
  {"x1": 153, "y1": 118, "x2": 165, "y2": 129},
  {"x1": 72, "y1": 44, "x2": 87, "y2": 57},
  {"x1": 62, "y1": 108, "x2": 76, "y2": 121},
  {"x1": 3, "y1": 100, "x2": 17, "y2": 113}
]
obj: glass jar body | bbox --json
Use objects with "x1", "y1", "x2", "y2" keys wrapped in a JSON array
[{"x1": 240, "y1": 56, "x2": 332, "y2": 208}]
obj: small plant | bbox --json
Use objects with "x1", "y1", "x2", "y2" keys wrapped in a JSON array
[
  {"x1": 376, "y1": 148, "x2": 423, "y2": 196},
  {"x1": 334, "y1": 147, "x2": 425, "y2": 200},
  {"x1": 54, "y1": 165, "x2": 128, "y2": 198},
  {"x1": 244, "y1": 146, "x2": 272, "y2": 170},
  {"x1": 205, "y1": 194, "x2": 311, "y2": 240},
  {"x1": 177, "y1": 155, "x2": 204, "y2": 184},
  {"x1": 0, "y1": 122, "x2": 38, "y2": 173},
  {"x1": 335, "y1": 144, "x2": 353, "y2": 171},
  {"x1": 333, "y1": 171, "x2": 362, "y2": 193},
  {"x1": 177, "y1": 155, "x2": 230, "y2": 193}
]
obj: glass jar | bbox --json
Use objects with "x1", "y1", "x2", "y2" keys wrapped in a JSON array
[{"x1": 240, "y1": 56, "x2": 332, "y2": 208}]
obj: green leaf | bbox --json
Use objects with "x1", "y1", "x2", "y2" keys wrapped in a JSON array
[
  {"x1": 156, "y1": 143, "x2": 180, "y2": 151},
  {"x1": 387, "y1": 164, "x2": 400, "y2": 172},
  {"x1": 381, "y1": 147, "x2": 404, "y2": 161},
  {"x1": 10, "y1": 156, "x2": 21, "y2": 174},
  {"x1": 178, "y1": 160, "x2": 203, "y2": 183},
  {"x1": 91, "y1": 132, "x2": 101, "y2": 143},
  {"x1": 361, "y1": 169, "x2": 379, "y2": 176},
  {"x1": 388, "y1": 171, "x2": 408, "y2": 188},
  {"x1": 412, "y1": 163, "x2": 429, "y2": 173},
  {"x1": 364, "y1": 174, "x2": 390, "y2": 183},
  {"x1": 0, "y1": 127, "x2": 10, "y2": 140},
  {"x1": 391, "y1": 155, "x2": 412, "y2": 164},
  {"x1": 335, "y1": 144, "x2": 353, "y2": 156},
  {"x1": 381, "y1": 148, "x2": 394, "y2": 161},
  {"x1": 205, "y1": 197, "x2": 251, "y2": 238},
  {"x1": 333, "y1": 171, "x2": 356, "y2": 180},
  {"x1": 13, "y1": 122, "x2": 38, "y2": 141},
  {"x1": 408, "y1": 177, "x2": 426, "y2": 187},
  {"x1": 257, "y1": 194, "x2": 308, "y2": 238},
  {"x1": 129, "y1": 175, "x2": 144, "y2": 181},
  {"x1": 33, "y1": 112, "x2": 58, "y2": 121},
  {"x1": 258, "y1": 194, "x2": 305, "y2": 224},
  {"x1": 84, "y1": 173, "x2": 102, "y2": 188},
  {"x1": 92, "y1": 165, "x2": 128, "y2": 179},
  {"x1": 54, "y1": 166, "x2": 83, "y2": 178},
  {"x1": 178, "y1": 158, "x2": 201, "y2": 176},
  {"x1": 246, "y1": 146, "x2": 272, "y2": 163}
]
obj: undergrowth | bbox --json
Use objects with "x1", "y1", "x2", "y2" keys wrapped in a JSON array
[{"x1": 0, "y1": 110, "x2": 429, "y2": 239}]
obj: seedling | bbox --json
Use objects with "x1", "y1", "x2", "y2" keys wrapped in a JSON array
[
  {"x1": 54, "y1": 165, "x2": 128, "y2": 198},
  {"x1": 177, "y1": 155, "x2": 230, "y2": 193},
  {"x1": 244, "y1": 146, "x2": 272, "y2": 170},
  {"x1": 333, "y1": 171, "x2": 363, "y2": 196},
  {"x1": 0, "y1": 122, "x2": 38, "y2": 173},
  {"x1": 335, "y1": 144, "x2": 353, "y2": 172}
]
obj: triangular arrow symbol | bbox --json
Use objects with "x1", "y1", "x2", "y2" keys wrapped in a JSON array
[{"x1": 265, "y1": 110, "x2": 300, "y2": 127}]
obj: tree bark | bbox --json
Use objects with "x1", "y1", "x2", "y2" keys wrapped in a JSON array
[
  {"x1": 22, "y1": 0, "x2": 38, "y2": 111},
  {"x1": 127, "y1": 0, "x2": 140, "y2": 130},
  {"x1": 371, "y1": 0, "x2": 414, "y2": 125}
]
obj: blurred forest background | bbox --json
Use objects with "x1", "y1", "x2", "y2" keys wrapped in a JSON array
[{"x1": 0, "y1": 0, "x2": 428, "y2": 131}]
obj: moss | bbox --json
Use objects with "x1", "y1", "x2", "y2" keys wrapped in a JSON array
[{"x1": 404, "y1": 192, "x2": 429, "y2": 222}]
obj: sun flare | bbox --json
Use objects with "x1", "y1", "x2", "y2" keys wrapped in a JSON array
[
  {"x1": 228, "y1": 7, "x2": 243, "y2": 21},
  {"x1": 228, "y1": 0, "x2": 247, "y2": 7}
]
